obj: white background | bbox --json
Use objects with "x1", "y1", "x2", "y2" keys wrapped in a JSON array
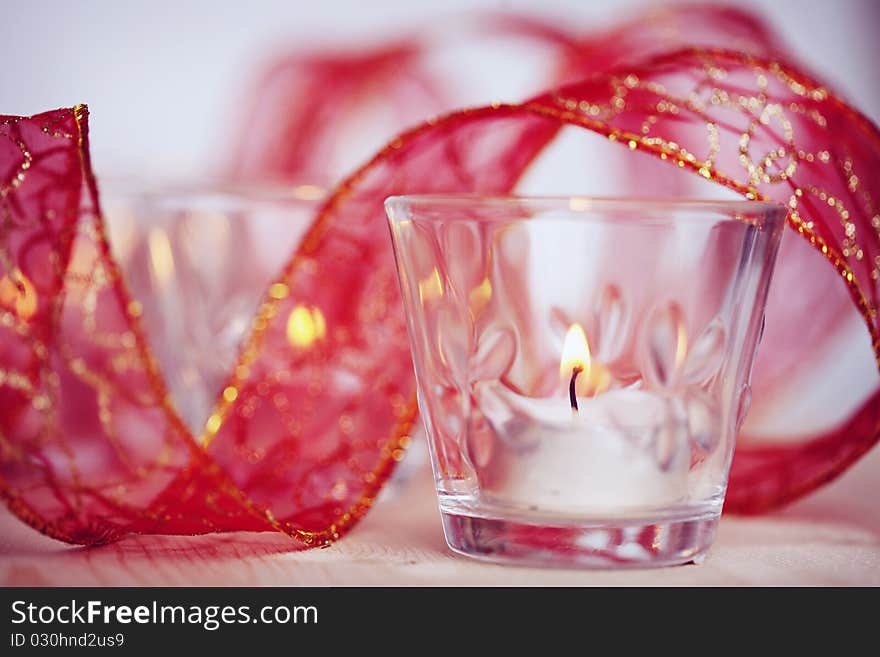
[{"x1": 2, "y1": 0, "x2": 878, "y2": 179}]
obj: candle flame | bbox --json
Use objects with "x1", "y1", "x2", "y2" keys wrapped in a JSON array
[
  {"x1": 560, "y1": 323, "x2": 591, "y2": 381},
  {"x1": 560, "y1": 323, "x2": 612, "y2": 396}
]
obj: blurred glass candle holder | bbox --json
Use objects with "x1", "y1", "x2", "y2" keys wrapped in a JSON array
[
  {"x1": 102, "y1": 181, "x2": 324, "y2": 434},
  {"x1": 386, "y1": 195, "x2": 785, "y2": 568},
  {"x1": 102, "y1": 181, "x2": 428, "y2": 499}
]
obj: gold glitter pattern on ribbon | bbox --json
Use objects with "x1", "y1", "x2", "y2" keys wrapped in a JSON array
[{"x1": 2, "y1": 44, "x2": 879, "y2": 545}]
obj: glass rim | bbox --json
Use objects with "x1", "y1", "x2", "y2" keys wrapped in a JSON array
[
  {"x1": 385, "y1": 194, "x2": 787, "y2": 227},
  {"x1": 99, "y1": 176, "x2": 327, "y2": 205}
]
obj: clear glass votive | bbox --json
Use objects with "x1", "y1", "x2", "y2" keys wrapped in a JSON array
[
  {"x1": 102, "y1": 181, "x2": 323, "y2": 434},
  {"x1": 101, "y1": 181, "x2": 427, "y2": 495},
  {"x1": 386, "y1": 195, "x2": 785, "y2": 567}
]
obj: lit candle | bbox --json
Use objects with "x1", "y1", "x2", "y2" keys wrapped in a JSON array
[
  {"x1": 560, "y1": 323, "x2": 612, "y2": 409},
  {"x1": 562, "y1": 323, "x2": 589, "y2": 412},
  {"x1": 476, "y1": 324, "x2": 689, "y2": 513}
]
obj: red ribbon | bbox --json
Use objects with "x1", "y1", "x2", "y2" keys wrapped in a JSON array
[{"x1": 1, "y1": 8, "x2": 878, "y2": 545}]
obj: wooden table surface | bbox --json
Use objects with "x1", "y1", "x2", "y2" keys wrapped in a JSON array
[{"x1": 2, "y1": 445, "x2": 878, "y2": 587}]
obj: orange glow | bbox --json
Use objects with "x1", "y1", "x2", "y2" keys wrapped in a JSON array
[
  {"x1": 468, "y1": 277, "x2": 492, "y2": 315},
  {"x1": 147, "y1": 227, "x2": 175, "y2": 287},
  {"x1": 418, "y1": 268, "x2": 443, "y2": 303},
  {"x1": 292, "y1": 184, "x2": 325, "y2": 201},
  {"x1": 0, "y1": 269, "x2": 37, "y2": 321},
  {"x1": 287, "y1": 305, "x2": 326, "y2": 348}
]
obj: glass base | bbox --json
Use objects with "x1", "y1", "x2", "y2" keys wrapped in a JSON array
[{"x1": 440, "y1": 509, "x2": 719, "y2": 568}]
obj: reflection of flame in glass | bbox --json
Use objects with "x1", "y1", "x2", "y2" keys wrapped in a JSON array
[
  {"x1": 293, "y1": 184, "x2": 324, "y2": 201},
  {"x1": 418, "y1": 268, "x2": 443, "y2": 303},
  {"x1": 148, "y1": 227, "x2": 175, "y2": 287},
  {"x1": 468, "y1": 277, "x2": 492, "y2": 314},
  {"x1": 568, "y1": 197, "x2": 592, "y2": 211},
  {"x1": 674, "y1": 318, "x2": 688, "y2": 370},
  {"x1": 287, "y1": 305, "x2": 326, "y2": 348},
  {"x1": 0, "y1": 268, "x2": 37, "y2": 321}
]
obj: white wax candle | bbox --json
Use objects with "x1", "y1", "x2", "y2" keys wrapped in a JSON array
[{"x1": 474, "y1": 383, "x2": 690, "y2": 513}]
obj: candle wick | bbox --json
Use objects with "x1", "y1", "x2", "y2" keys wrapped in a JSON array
[{"x1": 569, "y1": 366, "x2": 582, "y2": 412}]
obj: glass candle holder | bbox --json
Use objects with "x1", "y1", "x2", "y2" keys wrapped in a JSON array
[
  {"x1": 102, "y1": 182, "x2": 323, "y2": 434},
  {"x1": 386, "y1": 195, "x2": 785, "y2": 567}
]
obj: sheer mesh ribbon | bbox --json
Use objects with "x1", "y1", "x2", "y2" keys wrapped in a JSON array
[{"x1": 2, "y1": 25, "x2": 879, "y2": 545}]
